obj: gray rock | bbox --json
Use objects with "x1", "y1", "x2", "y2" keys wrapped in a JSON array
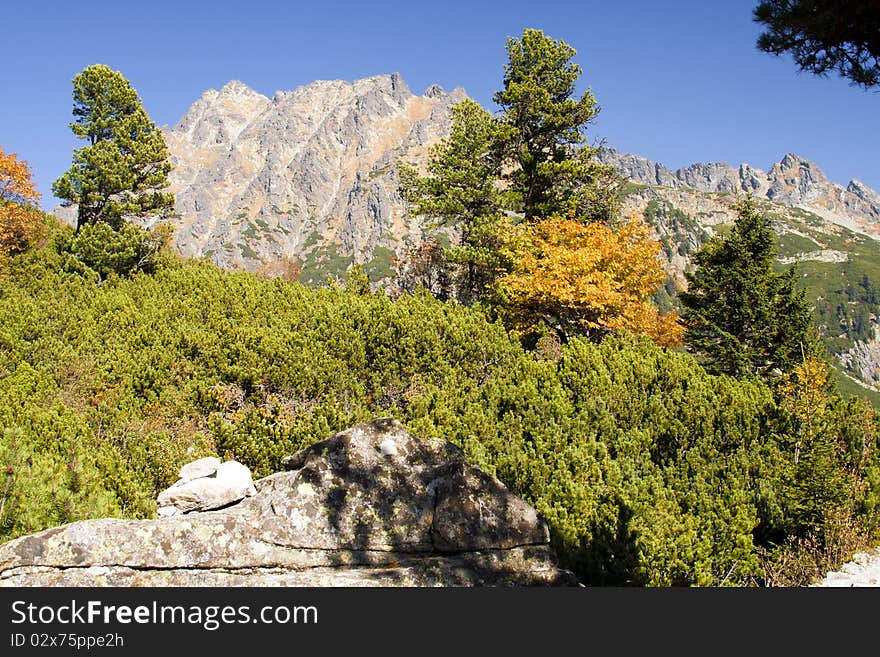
[
  {"x1": 677, "y1": 161, "x2": 740, "y2": 193},
  {"x1": 766, "y1": 153, "x2": 828, "y2": 204},
  {"x1": 267, "y1": 417, "x2": 549, "y2": 553},
  {"x1": 848, "y1": 179, "x2": 880, "y2": 206},
  {"x1": 156, "y1": 459, "x2": 255, "y2": 513},
  {"x1": 177, "y1": 456, "x2": 221, "y2": 482},
  {"x1": 811, "y1": 546, "x2": 880, "y2": 587},
  {"x1": 0, "y1": 418, "x2": 576, "y2": 587},
  {"x1": 598, "y1": 147, "x2": 880, "y2": 232}
]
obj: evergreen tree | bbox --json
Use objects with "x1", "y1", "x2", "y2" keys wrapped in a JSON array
[
  {"x1": 754, "y1": 1, "x2": 880, "y2": 89},
  {"x1": 53, "y1": 65, "x2": 174, "y2": 230},
  {"x1": 399, "y1": 99, "x2": 505, "y2": 304},
  {"x1": 493, "y1": 28, "x2": 620, "y2": 222},
  {"x1": 680, "y1": 196, "x2": 815, "y2": 378},
  {"x1": 400, "y1": 29, "x2": 622, "y2": 304}
]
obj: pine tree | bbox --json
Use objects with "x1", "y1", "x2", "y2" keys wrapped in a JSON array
[
  {"x1": 400, "y1": 29, "x2": 622, "y2": 304},
  {"x1": 754, "y1": 1, "x2": 880, "y2": 89},
  {"x1": 53, "y1": 64, "x2": 174, "y2": 230},
  {"x1": 493, "y1": 28, "x2": 620, "y2": 222},
  {"x1": 399, "y1": 99, "x2": 506, "y2": 304},
  {"x1": 680, "y1": 196, "x2": 815, "y2": 377}
]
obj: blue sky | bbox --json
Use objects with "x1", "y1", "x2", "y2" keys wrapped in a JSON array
[{"x1": 3, "y1": 0, "x2": 878, "y2": 209}]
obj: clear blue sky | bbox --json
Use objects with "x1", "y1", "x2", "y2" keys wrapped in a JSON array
[{"x1": 3, "y1": 0, "x2": 878, "y2": 209}]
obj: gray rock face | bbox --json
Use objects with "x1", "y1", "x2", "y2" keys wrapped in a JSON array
[
  {"x1": 837, "y1": 327, "x2": 880, "y2": 387},
  {"x1": 0, "y1": 418, "x2": 576, "y2": 587},
  {"x1": 766, "y1": 153, "x2": 828, "y2": 204},
  {"x1": 848, "y1": 179, "x2": 880, "y2": 206},
  {"x1": 157, "y1": 74, "x2": 467, "y2": 273},
  {"x1": 597, "y1": 147, "x2": 880, "y2": 232}
]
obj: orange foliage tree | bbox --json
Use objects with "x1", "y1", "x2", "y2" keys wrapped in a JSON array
[
  {"x1": 497, "y1": 215, "x2": 684, "y2": 348},
  {"x1": 0, "y1": 146, "x2": 43, "y2": 255}
]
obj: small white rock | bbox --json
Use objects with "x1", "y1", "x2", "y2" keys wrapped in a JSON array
[
  {"x1": 157, "y1": 505, "x2": 181, "y2": 517},
  {"x1": 215, "y1": 460, "x2": 255, "y2": 495},
  {"x1": 379, "y1": 438, "x2": 398, "y2": 457},
  {"x1": 178, "y1": 456, "x2": 221, "y2": 482}
]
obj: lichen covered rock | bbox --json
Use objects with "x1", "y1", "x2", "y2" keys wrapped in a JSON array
[{"x1": 0, "y1": 418, "x2": 576, "y2": 587}]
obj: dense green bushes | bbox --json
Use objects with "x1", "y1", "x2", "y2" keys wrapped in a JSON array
[
  {"x1": 1, "y1": 220, "x2": 878, "y2": 585},
  {"x1": 59, "y1": 221, "x2": 172, "y2": 280}
]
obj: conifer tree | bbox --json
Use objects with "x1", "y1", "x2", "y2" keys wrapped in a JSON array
[
  {"x1": 399, "y1": 99, "x2": 505, "y2": 304},
  {"x1": 400, "y1": 29, "x2": 621, "y2": 304},
  {"x1": 754, "y1": 1, "x2": 880, "y2": 89},
  {"x1": 680, "y1": 196, "x2": 815, "y2": 378},
  {"x1": 53, "y1": 65, "x2": 174, "y2": 230},
  {"x1": 493, "y1": 28, "x2": 620, "y2": 222}
]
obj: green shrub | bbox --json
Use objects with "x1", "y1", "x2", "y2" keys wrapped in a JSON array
[
  {"x1": 62, "y1": 221, "x2": 171, "y2": 279},
  {"x1": 0, "y1": 220, "x2": 877, "y2": 586}
]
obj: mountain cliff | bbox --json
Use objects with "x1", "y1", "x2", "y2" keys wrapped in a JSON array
[{"x1": 159, "y1": 74, "x2": 465, "y2": 280}]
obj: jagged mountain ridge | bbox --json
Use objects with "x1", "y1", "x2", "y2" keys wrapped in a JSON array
[
  {"x1": 596, "y1": 148, "x2": 880, "y2": 237},
  {"x1": 158, "y1": 73, "x2": 465, "y2": 278}
]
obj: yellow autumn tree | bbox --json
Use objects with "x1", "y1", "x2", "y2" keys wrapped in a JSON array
[
  {"x1": 497, "y1": 215, "x2": 683, "y2": 348},
  {"x1": 0, "y1": 146, "x2": 43, "y2": 256}
]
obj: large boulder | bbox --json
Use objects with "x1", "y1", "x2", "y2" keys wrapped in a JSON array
[{"x1": 0, "y1": 418, "x2": 577, "y2": 586}]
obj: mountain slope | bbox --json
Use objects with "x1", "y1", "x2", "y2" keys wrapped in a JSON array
[
  {"x1": 159, "y1": 74, "x2": 465, "y2": 281},
  {"x1": 597, "y1": 148, "x2": 880, "y2": 398}
]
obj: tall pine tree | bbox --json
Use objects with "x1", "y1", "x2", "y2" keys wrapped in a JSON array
[
  {"x1": 400, "y1": 29, "x2": 621, "y2": 304},
  {"x1": 399, "y1": 99, "x2": 506, "y2": 304},
  {"x1": 680, "y1": 196, "x2": 815, "y2": 378},
  {"x1": 493, "y1": 28, "x2": 620, "y2": 223},
  {"x1": 53, "y1": 64, "x2": 174, "y2": 231}
]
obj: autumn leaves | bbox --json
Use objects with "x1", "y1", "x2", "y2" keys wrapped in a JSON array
[
  {"x1": 0, "y1": 147, "x2": 44, "y2": 257},
  {"x1": 497, "y1": 217, "x2": 684, "y2": 348}
]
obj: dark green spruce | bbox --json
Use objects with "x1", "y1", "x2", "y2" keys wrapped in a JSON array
[
  {"x1": 53, "y1": 64, "x2": 174, "y2": 230},
  {"x1": 680, "y1": 196, "x2": 816, "y2": 378}
]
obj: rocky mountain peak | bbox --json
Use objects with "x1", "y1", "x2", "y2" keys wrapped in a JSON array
[
  {"x1": 171, "y1": 80, "x2": 270, "y2": 145},
  {"x1": 158, "y1": 73, "x2": 466, "y2": 273},
  {"x1": 776, "y1": 152, "x2": 821, "y2": 172},
  {"x1": 424, "y1": 83, "x2": 446, "y2": 98},
  {"x1": 848, "y1": 179, "x2": 880, "y2": 205},
  {"x1": 767, "y1": 153, "x2": 829, "y2": 204},
  {"x1": 218, "y1": 79, "x2": 259, "y2": 96}
]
